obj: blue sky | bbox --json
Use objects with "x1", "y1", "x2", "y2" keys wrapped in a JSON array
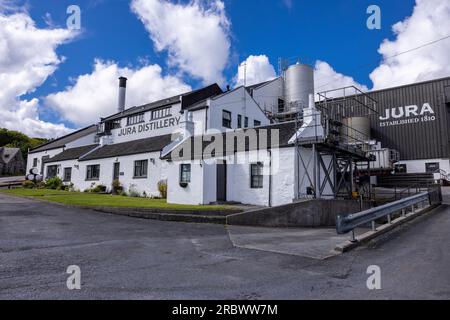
[
  {"x1": 28, "y1": 0, "x2": 414, "y2": 95},
  {"x1": 1, "y1": 0, "x2": 449, "y2": 137}
]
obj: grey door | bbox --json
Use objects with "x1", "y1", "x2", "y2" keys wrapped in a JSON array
[
  {"x1": 216, "y1": 161, "x2": 227, "y2": 202},
  {"x1": 113, "y1": 163, "x2": 120, "y2": 181},
  {"x1": 41, "y1": 156, "x2": 49, "y2": 175}
]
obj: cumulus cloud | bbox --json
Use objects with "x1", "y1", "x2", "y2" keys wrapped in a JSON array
[
  {"x1": 234, "y1": 55, "x2": 277, "y2": 87},
  {"x1": 0, "y1": 11, "x2": 76, "y2": 138},
  {"x1": 314, "y1": 61, "x2": 368, "y2": 97},
  {"x1": 370, "y1": 0, "x2": 450, "y2": 89},
  {"x1": 131, "y1": 0, "x2": 231, "y2": 85},
  {"x1": 45, "y1": 60, "x2": 192, "y2": 127}
]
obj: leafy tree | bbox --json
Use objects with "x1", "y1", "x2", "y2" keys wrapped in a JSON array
[{"x1": 0, "y1": 128, "x2": 48, "y2": 160}]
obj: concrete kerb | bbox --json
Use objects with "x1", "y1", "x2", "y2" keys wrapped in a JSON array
[{"x1": 335, "y1": 204, "x2": 440, "y2": 253}]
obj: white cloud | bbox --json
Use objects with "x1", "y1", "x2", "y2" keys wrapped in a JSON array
[
  {"x1": 370, "y1": 0, "x2": 450, "y2": 90},
  {"x1": 234, "y1": 55, "x2": 277, "y2": 87},
  {"x1": 314, "y1": 61, "x2": 369, "y2": 97},
  {"x1": 131, "y1": 0, "x2": 231, "y2": 85},
  {"x1": 0, "y1": 11, "x2": 76, "y2": 138},
  {"x1": 45, "y1": 60, "x2": 192, "y2": 127}
]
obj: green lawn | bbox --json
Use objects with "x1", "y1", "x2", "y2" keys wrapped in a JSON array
[{"x1": 0, "y1": 188, "x2": 236, "y2": 211}]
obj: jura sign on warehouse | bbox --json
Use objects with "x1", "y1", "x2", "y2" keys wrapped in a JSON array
[{"x1": 379, "y1": 103, "x2": 436, "y2": 127}]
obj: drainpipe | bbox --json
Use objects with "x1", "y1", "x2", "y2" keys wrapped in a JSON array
[{"x1": 268, "y1": 149, "x2": 273, "y2": 207}]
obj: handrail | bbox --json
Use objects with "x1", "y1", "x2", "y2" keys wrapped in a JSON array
[
  {"x1": 434, "y1": 169, "x2": 450, "y2": 181},
  {"x1": 337, "y1": 186, "x2": 442, "y2": 240}
]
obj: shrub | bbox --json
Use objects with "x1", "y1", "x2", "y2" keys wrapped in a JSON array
[
  {"x1": 112, "y1": 179, "x2": 123, "y2": 195},
  {"x1": 22, "y1": 180, "x2": 35, "y2": 189},
  {"x1": 157, "y1": 180, "x2": 168, "y2": 199},
  {"x1": 68, "y1": 183, "x2": 75, "y2": 192},
  {"x1": 45, "y1": 177, "x2": 63, "y2": 190},
  {"x1": 92, "y1": 185, "x2": 107, "y2": 193},
  {"x1": 36, "y1": 181, "x2": 46, "y2": 189},
  {"x1": 128, "y1": 185, "x2": 140, "y2": 198}
]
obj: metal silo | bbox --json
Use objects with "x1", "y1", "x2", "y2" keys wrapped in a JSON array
[
  {"x1": 283, "y1": 63, "x2": 314, "y2": 112},
  {"x1": 342, "y1": 117, "x2": 371, "y2": 144}
]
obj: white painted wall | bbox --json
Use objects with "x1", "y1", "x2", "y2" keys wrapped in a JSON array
[
  {"x1": 191, "y1": 108, "x2": 208, "y2": 135},
  {"x1": 167, "y1": 148, "x2": 299, "y2": 207},
  {"x1": 27, "y1": 148, "x2": 65, "y2": 176},
  {"x1": 43, "y1": 159, "x2": 78, "y2": 184},
  {"x1": 110, "y1": 103, "x2": 183, "y2": 144},
  {"x1": 66, "y1": 133, "x2": 97, "y2": 149},
  {"x1": 167, "y1": 160, "x2": 205, "y2": 205},
  {"x1": 208, "y1": 87, "x2": 270, "y2": 132},
  {"x1": 251, "y1": 77, "x2": 284, "y2": 114},
  {"x1": 74, "y1": 152, "x2": 165, "y2": 196},
  {"x1": 397, "y1": 158, "x2": 450, "y2": 174}
]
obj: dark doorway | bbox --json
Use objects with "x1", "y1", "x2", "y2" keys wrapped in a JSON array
[
  {"x1": 113, "y1": 162, "x2": 120, "y2": 181},
  {"x1": 41, "y1": 156, "x2": 49, "y2": 175},
  {"x1": 216, "y1": 161, "x2": 227, "y2": 202},
  {"x1": 395, "y1": 164, "x2": 407, "y2": 173}
]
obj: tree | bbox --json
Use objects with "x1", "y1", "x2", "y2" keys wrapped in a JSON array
[{"x1": 0, "y1": 128, "x2": 48, "y2": 160}]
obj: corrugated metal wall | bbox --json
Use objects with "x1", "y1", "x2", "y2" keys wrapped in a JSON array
[{"x1": 364, "y1": 77, "x2": 450, "y2": 161}]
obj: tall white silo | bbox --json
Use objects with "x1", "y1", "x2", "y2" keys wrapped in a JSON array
[{"x1": 283, "y1": 63, "x2": 315, "y2": 112}]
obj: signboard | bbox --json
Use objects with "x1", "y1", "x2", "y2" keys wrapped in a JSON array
[
  {"x1": 379, "y1": 103, "x2": 436, "y2": 128},
  {"x1": 117, "y1": 116, "x2": 181, "y2": 138}
]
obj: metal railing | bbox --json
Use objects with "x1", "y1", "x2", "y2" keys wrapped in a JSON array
[{"x1": 336, "y1": 185, "x2": 442, "y2": 241}]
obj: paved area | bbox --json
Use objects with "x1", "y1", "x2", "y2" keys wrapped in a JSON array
[
  {"x1": 228, "y1": 225, "x2": 367, "y2": 259},
  {"x1": 1, "y1": 192, "x2": 450, "y2": 299}
]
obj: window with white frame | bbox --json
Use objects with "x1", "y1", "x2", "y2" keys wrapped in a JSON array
[
  {"x1": 151, "y1": 107, "x2": 172, "y2": 120},
  {"x1": 127, "y1": 113, "x2": 145, "y2": 126},
  {"x1": 250, "y1": 162, "x2": 264, "y2": 189},
  {"x1": 222, "y1": 110, "x2": 232, "y2": 128},
  {"x1": 180, "y1": 164, "x2": 191, "y2": 183}
]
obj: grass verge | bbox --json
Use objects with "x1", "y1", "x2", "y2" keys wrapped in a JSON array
[{"x1": 0, "y1": 188, "x2": 236, "y2": 211}]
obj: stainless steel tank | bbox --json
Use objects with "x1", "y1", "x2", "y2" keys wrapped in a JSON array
[
  {"x1": 283, "y1": 63, "x2": 314, "y2": 111},
  {"x1": 342, "y1": 117, "x2": 371, "y2": 143}
]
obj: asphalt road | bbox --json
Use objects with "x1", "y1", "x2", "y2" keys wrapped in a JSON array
[{"x1": 1, "y1": 192, "x2": 449, "y2": 300}]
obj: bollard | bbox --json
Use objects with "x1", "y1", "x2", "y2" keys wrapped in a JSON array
[
  {"x1": 402, "y1": 209, "x2": 406, "y2": 217},
  {"x1": 371, "y1": 221, "x2": 376, "y2": 231},
  {"x1": 350, "y1": 230, "x2": 357, "y2": 243},
  {"x1": 387, "y1": 214, "x2": 391, "y2": 224}
]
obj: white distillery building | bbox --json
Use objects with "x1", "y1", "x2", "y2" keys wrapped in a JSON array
[{"x1": 27, "y1": 62, "x2": 450, "y2": 206}]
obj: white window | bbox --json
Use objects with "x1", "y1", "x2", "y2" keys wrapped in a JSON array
[
  {"x1": 250, "y1": 162, "x2": 264, "y2": 189},
  {"x1": 151, "y1": 107, "x2": 172, "y2": 120},
  {"x1": 127, "y1": 113, "x2": 145, "y2": 126}
]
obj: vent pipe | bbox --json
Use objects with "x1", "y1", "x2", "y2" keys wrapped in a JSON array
[{"x1": 118, "y1": 77, "x2": 127, "y2": 113}]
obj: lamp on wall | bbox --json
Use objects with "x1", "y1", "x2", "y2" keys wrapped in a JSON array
[{"x1": 150, "y1": 158, "x2": 155, "y2": 164}]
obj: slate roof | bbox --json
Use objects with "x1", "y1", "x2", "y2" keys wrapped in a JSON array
[
  {"x1": 80, "y1": 134, "x2": 173, "y2": 161},
  {"x1": 102, "y1": 84, "x2": 223, "y2": 122},
  {"x1": 29, "y1": 125, "x2": 97, "y2": 154},
  {"x1": 162, "y1": 121, "x2": 298, "y2": 161},
  {"x1": 0, "y1": 147, "x2": 21, "y2": 164},
  {"x1": 44, "y1": 145, "x2": 99, "y2": 163}
]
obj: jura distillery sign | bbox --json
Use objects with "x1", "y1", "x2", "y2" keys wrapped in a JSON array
[
  {"x1": 118, "y1": 116, "x2": 181, "y2": 137},
  {"x1": 379, "y1": 103, "x2": 436, "y2": 127}
]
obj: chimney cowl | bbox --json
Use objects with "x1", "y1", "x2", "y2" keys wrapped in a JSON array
[{"x1": 119, "y1": 76, "x2": 128, "y2": 88}]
